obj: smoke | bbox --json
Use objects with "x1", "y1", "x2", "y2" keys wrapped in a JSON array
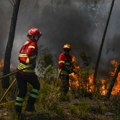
[
  {"x1": 40, "y1": 2, "x2": 95, "y2": 61},
  {"x1": 0, "y1": 1, "x2": 12, "y2": 57},
  {"x1": 0, "y1": 0, "x2": 120, "y2": 75}
]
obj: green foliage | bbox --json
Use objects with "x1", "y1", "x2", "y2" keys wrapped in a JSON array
[
  {"x1": 78, "y1": 102, "x2": 89, "y2": 116},
  {"x1": 69, "y1": 105, "x2": 79, "y2": 115},
  {"x1": 79, "y1": 66, "x2": 93, "y2": 79},
  {"x1": 36, "y1": 53, "x2": 57, "y2": 83},
  {"x1": 69, "y1": 102, "x2": 89, "y2": 117},
  {"x1": 110, "y1": 95, "x2": 120, "y2": 114},
  {"x1": 0, "y1": 55, "x2": 118, "y2": 120},
  {"x1": 43, "y1": 54, "x2": 53, "y2": 67},
  {"x1": 116, "y1": 114, "x2": 120, "y2": 120},
  {"x1": 36, "y1": 80, "x2": 64, "y2": 115},
  {"x1": 37, "y1": 53, "x2": 53, "y2": 69}
]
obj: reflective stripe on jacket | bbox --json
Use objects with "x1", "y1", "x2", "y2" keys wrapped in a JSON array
[
  {"x1": 58, "y1": 53, "x2": 73, "y2": 75},
  {"x1": 17, "y1": 63, "x2": 34, "y2": 73},
  {"x1": 17, "y1": 39, "x2": 38, "y2": 73}
]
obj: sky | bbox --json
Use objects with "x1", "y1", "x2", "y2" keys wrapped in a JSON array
[{"x1": 0, "y1": 0, "x2": 120, "y2": 76}]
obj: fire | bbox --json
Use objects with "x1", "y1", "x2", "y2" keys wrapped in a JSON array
[
  {"x1": 109, "y1": 60, "x2": 118, "y2": 76},
  {"x1": 69, "y1": 55, "x2": 95, "y2": 94},
  {"x1": 69, "y1": 58, "x2": 120, "y2": 96},
  {"x1": 69, "y1": 73, "x2": 79, "y2": 91},
  {"x1": 88, "y1": 74, "x2": 94, "y2": 92},
  {"x1": 100, "y1": 79, "x2": 107, "y2": 95},
  {"x1": 110, "y1": 60, "x2": 120, "y2": 95},
  {"x1": 0, "y1": 58, "x2": 4, "y2": 69},
  {"x1": 0, "y1": 58, "x2": 14, "y2": 71},
  {"x1": 99, "y1": 60, "x2": 120, "y2": 95},
  {"x1": 69, "y1": 56, "x2": 80, "y2": 92},
  {"x1": 69, "y1": 70, "x2": 108, "y2": 95}
]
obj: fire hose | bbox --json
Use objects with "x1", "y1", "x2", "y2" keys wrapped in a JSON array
[{"x1": 0, "y1": 78, "x2": 16, "y2": 103}]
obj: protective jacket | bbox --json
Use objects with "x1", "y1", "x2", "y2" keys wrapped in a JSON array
[
  {"x1": 17, "y1": 38, "x2": 38, "y2": 73},
  {"x1": 58, "y1": 53, "x2": 73, "y2": 75}
]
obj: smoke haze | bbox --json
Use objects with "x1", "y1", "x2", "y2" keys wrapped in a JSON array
[{"x1": 0, "y1": 0, "x2": 120, "y2": 75}]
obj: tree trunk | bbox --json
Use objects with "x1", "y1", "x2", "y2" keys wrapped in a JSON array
[
  {"x1": 2, "y1": 0, "x2": 21, "y2": 88},
  {"x1": 93, "y1": 0, "x2": 115, "y2": 87},
  {"x1": 106, "y1": 64, "x2": 120, "y2": 99}
]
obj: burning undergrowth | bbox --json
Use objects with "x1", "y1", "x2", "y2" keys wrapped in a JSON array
[
  {"x1": 0, "y1": 58, "x2": 14, "y2": 72},
  {"x1": 69, "y1": 58, "x2": 120, "y2": 97}
]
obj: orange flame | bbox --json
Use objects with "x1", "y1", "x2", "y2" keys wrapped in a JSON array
[
  {"x1": 88, "y1": 74, "x2": 94, "y2": 92},
  {"x1": 110, "y1": 60, "x2": 120, "y2": 95},
  {"x1": 69, "y1": 58, "x2": 120, "y2": 96},
  {"x1": 69, "y1": 56, "x2": 80, "y2": 92},
  {"x1": 69, "y1": 73, "x2": 79, "y2": 91},
  {"x1": 0, "y1": 59, "x2": 4, "y2": 69},
  {"x1": 0, "y1": 58, "x2": 14, "y2": 71},
  {"x1": 100, "y1": 60, "x2": 120, "y2": 95},
  {"x1": 100, "y1": 79, "x2": 107, "y2": 95}
]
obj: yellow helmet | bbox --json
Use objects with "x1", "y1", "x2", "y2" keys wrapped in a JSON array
[{"x1": 63, "y1": 43, "x2": 71, "y2": 50}]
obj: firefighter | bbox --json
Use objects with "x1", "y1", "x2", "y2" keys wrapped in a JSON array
[
  {"x1": 58, "y1": 43, "x2": 74, "y2": 99},
  {"x1": 15, "y1": 27, "x2": 42, "y2": 118}
]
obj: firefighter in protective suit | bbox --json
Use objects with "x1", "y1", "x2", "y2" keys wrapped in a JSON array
[
  {"x1": 15, "y1": 27, "x2": 42, "y2": 117},
  {"x1": 58, "y1": 44, "x2": 73, "y2": 98}
]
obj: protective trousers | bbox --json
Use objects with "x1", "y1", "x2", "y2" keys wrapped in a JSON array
[
  {"x1": 15, "y1": 72, "x2": 40, "y2": 113},
  {"x1": 60, "y1": 75, "x2": 69, "y2": 95}
]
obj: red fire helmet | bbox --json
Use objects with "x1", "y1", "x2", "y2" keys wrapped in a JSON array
[{"x1": 27, "y1": 27, "x2": 42, "y2": 38}]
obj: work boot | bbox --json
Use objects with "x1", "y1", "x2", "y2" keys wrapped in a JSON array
[
  {"x1": 60, "y1": 92, "x2": 70, "y2": 102},
  {"x1": 13, "y1": 112, "x2": 21, "y2": 120},
  {"x1": 25, "y1": 94, "x2": 37, "y2": 114},
  {"x1": 14, "y1": 105, "x2": 22, "y2": 119},
  {"x1": 26, "y1": 104, "x2": 36, "y2": 112},
  {"x1": 25, "y1": 104, "x2": 36, "y2": 116}
]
